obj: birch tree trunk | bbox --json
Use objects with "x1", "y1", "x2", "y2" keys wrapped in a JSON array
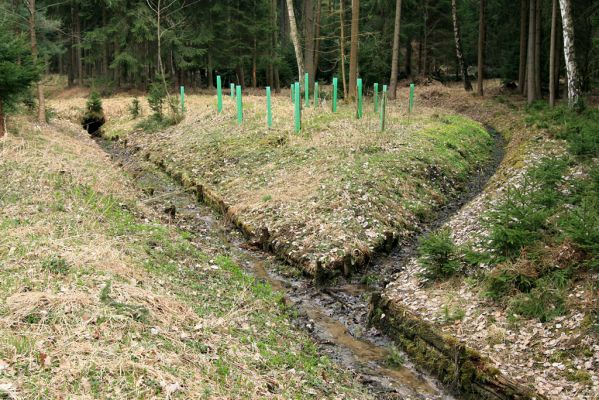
[
  {"x1": 348, "y1": 0, "x2": 359, "y2": 99},
  {"x1": 549, "y1": 0, "x2": 558, "y2": 107},
  {"x1": 451, "y1": 0, "x2": 472, "y2": 91},
  {"x1": 389, "y1": 0, "x2": 402, "y2": 100},
  {"x1": 285, "y1": 0, "x2": 304, "y2": 80},
  {"x1": 27, "y1": 0, "x2": 45, "y2": 122},
  {"x1": 558, "y1": 0, "x2": 583, "y2": 110},
  {"x1": 477, "y1": 0, "x2": 485, "y2": 96},
  {"x1": 518, "y1": 0, "x2": 527, "y2": 94}
]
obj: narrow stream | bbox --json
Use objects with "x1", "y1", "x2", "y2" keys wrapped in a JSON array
[{"x1": 98, "y1": 128, "x2": 502, "y2": 399}]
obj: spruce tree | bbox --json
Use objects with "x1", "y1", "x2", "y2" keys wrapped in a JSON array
[{"x1": 0, "y1": 23, "x2": 40, "y2": 136}]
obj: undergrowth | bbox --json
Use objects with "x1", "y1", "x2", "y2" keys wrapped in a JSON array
[{"x1": 419, "y1": 103, "x2": 598, "y2": 322}]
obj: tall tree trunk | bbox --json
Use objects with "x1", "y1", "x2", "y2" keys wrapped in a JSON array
[
  {"x1": 405, "y1": 36, "x2": 412, "y2": 78},
  {"x1": 518, "y1": 0, "x2": 527, "y2": 93},
  {"x1": 28, "y1": 0, "x2": 45, "y2": 122},
  {"x1": 527, "y1": 0, "x2": 538, "y2": 103},
  {"x1": 303, "y1": 0, "x2": 315, "y2": 87},
  {"x1": 75, "y1": 3, "x2": 83, "y2": 85},
  {"x1": 417, "y1": 35, "x2": 423, "y2": 74},
  {"x1": 252, "y1": 37, "x2": 257, "y2": 88},
  {"x1": 285, "y1": 0, "x2": 304, "y2": 80},
  {"x1": 236, "y1": 64, "x2": 245, "y2": 87},
  {"x1": 422, "y1": 0, "x2": 428, "y2": 75},
  {"x1": 534, "y1": 0, "x2": 541, "y2": 99},
  {"x1": 272, "y1": 0, "x2": 281, "y2": 92},
  {"x1": 554, "y1": 19, "x2": 561, "y2": 99},
  {"x1": 313, "y1": 0, "x2": 322, "y2": 80},
  {"x1": 558, "y1": 0, "x2": 583, "y2": 110},
  {"x1": 207, "y1": 51, "x2": 214, "y2": 89},
  {"x1": 549, "y1": 0, "x2": 558, "y2": 107},
  {"x1": 389, "y1": 0, "x2": 402, "y2": 99},
  {"x1": 339, "y1": 0, "x2": 347, "y2": 98},
  {"x1": 348, "y1": 0, "x2": 359, "y2": 99},
  {"x1": 477, "y1": 0, "x2": 485, "y2": 96},
  {"x1": 0, "y1": 98, "x2": 5, "y2": 137},
  {"x1": 451, "y1": 0, "x2": 472, "y2": 91},
  {"x1": 102, "y1": 9, "x2": 109, "y2": 76}
]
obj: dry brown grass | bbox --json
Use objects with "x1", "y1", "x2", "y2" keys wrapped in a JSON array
[{"x1": 0, "y1": 117, "x2": 371, "y2": 399}]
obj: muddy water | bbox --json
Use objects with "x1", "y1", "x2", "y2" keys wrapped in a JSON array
[{"x1": 98, "y1": 129, "x2": 502, "y2": 399}]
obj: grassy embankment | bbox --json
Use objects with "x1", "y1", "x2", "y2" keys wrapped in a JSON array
[
  {"x1": 0, "y1": 118, "x2": 371, "y2": 399},
  {"x1": 418, "y1": 101, "x2": 598, "y2": 323},
  {"x1": 57, "y1": 93, "x2": 496, "y2": 279}
]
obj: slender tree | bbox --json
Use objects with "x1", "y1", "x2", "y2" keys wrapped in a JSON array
[
  {"x1": 558, "y1": 0, "x2": 583, "y2": 110},
  {"x1": 286, "y1": 0, "x2": 304, "y2": 79},
  {"x1": 389, "y1": 0, "x2": 402, "y2": 100},
  {"x1": 0, "y1": 26, "x2": 40, "y2": 136},
  {"x1": 527, "y1": 0, "x2": 538, "y2": 103},
  {"x1": 549, "y1": 0, "x2": 558, "y2": 107},
  {"x1": 348, "y1": 0, "x2": 359, "y2": 99},
  {"x1": 518, "y1": 0, "x2": 527, "y2": 93},
  {"x1": 477, "y1": 0, "x2": 485, "y2": 96},
  {"x1": 25, "y1": 0, "x2": 45, "y2": 122},
  {"x1": 534, "y1": 0, "x2": 541, "y2": 99},
  {"x1": 451, "y1": 0, "x2": 472, "y2": 91},
  {"x1": 339, "y1": 0, "x2": 347, "y2": 98}
]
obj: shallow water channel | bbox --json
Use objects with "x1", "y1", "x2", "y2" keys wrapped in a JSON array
[{"x1": 98, "y1": 128, "x2": 502, "y2": 399}]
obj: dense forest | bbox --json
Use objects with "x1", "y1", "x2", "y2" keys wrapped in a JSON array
[{"x1": 1, "y1": 0, "x2": 598, "y2": 124}]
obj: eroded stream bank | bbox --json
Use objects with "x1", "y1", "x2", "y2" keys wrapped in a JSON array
[{"x1": 96, "y1": 128, "x2": 503, "y2": 399}]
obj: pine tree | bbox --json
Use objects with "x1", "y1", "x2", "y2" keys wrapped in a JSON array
[{"x1": 0, "y1": 24, "x2": 40, "y2": 136}]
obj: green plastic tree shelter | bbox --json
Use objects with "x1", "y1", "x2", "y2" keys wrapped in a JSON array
[
  {"x1": 373, "y1": 83, "x2": 378, "y2": 113},
  {"x1": 304, "y1": 73, "x2": 309, "y2": 107},
  {"x1": 291, "y1": 84, "x2": 294, "y2": 102},
  {"x1": 332, "y1": 77, "x2": 338, "y2": 112},
  {"x1": 266, "y1": 86, "x2": 272, "y2": 128},
  {"x1": 294, "y1": 82, "x2": 301, "y2": 132},
  {"x1": 409, "y1": 83, "x2": 415, "y2": 113},
  {"x1": 216, "y1": 76, "x2": 223, "y2": 113},
  {"x1": 357, "y1": 78, "x2": 363, "y2": 119},
  {"x1": 236, "y1": 85, "x2": 242, "y2": 124},
  {"x1": 180, "y1": 86, "x2": 185, "y2": 112},
  {"x1": 314, "y1": 82, "x2": 319, "y2": 107},
  {"x1": 230, "y1": 83, "x2": 235, "y2": 98}
]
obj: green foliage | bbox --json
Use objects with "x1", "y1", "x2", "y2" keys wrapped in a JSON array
[
  {"x1": 386, "y1": 345, "x2": 405, "y2": 368},
  {"x1": 81, "y1": 92, "x2": 105, "y2": 135},
  {"x1": 0, "y1": 23, "x2": 40, "y2": 110},
  {"x1": 484, "y1": 158, "x2": 568, "y2": 260},
  {"x1": 42, "y1": 256, "x2": 70, "y2": 274},
  {"x1": 441, "y1": 304, "x2": 465, "y2": 322},
  {"x1": 147, "y1": 82, "x2": 167, "y2": 118},
  {"x1": 129, "y1": 98, "x2": 141, "y2": 119},
  {"x1": 417, "y1": 228, "x2": 461, "y2": 280},
  {"x1": 136, "y1": 114, "x2": 180, "y2": 133},
  {"x1": 526, "y1": 103, "x2": 599, "y2": 159},
  {"x1": 560, "y1": 195, "x2": 599, "y2": 269},
  {"x1": 86, "y1": 91, "x2": 103, "y2": 114}
]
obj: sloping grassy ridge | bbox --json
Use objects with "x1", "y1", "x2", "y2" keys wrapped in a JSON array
[
  {"x1": 0, "y1": 118, "x2": 370, "y2": 399},
  {"x1": 122, "y1": 97, "x2": 495, "y2": 278}
]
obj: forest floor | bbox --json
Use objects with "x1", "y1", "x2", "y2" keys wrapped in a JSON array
[
  {"x1": 0, "y1": 117, "x2": 372, "y2": 399},
  {"x1": 38, "y1": 80, "x2": 599, "y2": 400}
]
